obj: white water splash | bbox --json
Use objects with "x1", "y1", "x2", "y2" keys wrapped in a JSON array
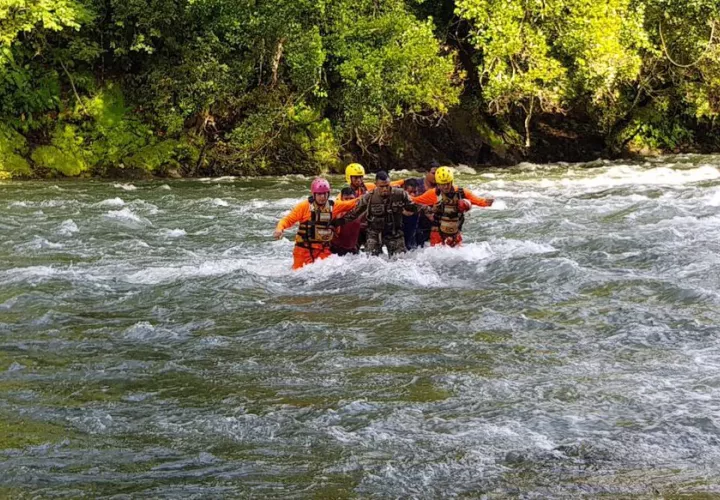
[
  {"x1": 104, "y1": 207, "x2": 151, "y2": 226},
  {"x1": 96, "y1": 197, "x2": 125, "y2": 207},
  {"x1": 57, "y1": 219, "x2": 79, "y2": 236}
]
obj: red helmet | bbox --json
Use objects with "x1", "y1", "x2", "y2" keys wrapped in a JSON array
[
  {"x1": 311, "y1": 178, "x2": 331, "y2": 194},
  {"x1": 458, "y1": 199, "x2": 472, "y2": 213}
]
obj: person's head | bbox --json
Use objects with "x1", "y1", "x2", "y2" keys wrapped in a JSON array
[
  {"x1": 340, "y1": 187, "x2": 356, "y2": 201},
  {"x1": 426, "y1": 161, "x2": 439, "y2": 187},
  {"x1": 311, "y1": 177, "x2": 331, "y2": 205},
  {"x1": 404, "y1": 178, "x2": 418, "y2": 196},
  {"x1": 375, "y1": 171, "x2": 392, "y2": 197},
  {"x1": 345, "y1": 163, "x2": 366, "y2": 189},
  {"x1": 434, "y1": 166, "x2": 454, "y2": 194}
]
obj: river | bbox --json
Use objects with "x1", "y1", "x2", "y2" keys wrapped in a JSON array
[{"x1": 1, "y1": 156, "x2": 720, "y2": 497}]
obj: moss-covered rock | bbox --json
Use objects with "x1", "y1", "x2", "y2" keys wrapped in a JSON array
[{"x1": 0, "y1": 124, "x2": 32, "y2": 178}]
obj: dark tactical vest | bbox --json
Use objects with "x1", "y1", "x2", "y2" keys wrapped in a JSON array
[{"x1": 366, "y1": 188, "x2": 407, "y2": 235}]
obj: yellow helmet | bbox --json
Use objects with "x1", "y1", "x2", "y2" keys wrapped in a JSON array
[
  {"x1": 345, "y1": 163, "x2": 365, "y2": 184},
  {"x1": 435, "y1": 166, "x2": 454, "y2": 185}
]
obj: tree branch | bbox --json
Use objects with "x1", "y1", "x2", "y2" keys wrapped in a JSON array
[
  {"x1": 659, "y1": 20, "x2": 715, "y2": 69},
  {"x1": 59, "y1": 60, "x2": 88, "y2": 115}
]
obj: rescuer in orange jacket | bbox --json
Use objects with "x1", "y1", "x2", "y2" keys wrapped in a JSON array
[
  {"x1": 344, "y1": 163, "x2": 404, "y2": 197},
  {"x1": 274, "y1": 178, "x2": 359, "y2": 270},
  {"x1": 410, "y1": 166, "x2": 494, "y2": 247}
]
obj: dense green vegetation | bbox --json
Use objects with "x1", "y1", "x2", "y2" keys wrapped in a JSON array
[{"x1": 0, "y1": 0, "x2": 718, "y2": 178}]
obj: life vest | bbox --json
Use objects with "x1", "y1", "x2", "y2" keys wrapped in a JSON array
[
  {"x1": 295, "y1": 197, "x2": 335, "y2": 248},
  {"x1": 432, "y1": 188, "x2": 466, "y2": 237},
  {"x1": 365, "y1": 188, "x2": 406, "y2": 234}
]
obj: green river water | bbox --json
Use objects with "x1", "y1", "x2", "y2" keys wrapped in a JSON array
[{"x1": 2, "y1": 156, "x2": 720, "y2": 497}]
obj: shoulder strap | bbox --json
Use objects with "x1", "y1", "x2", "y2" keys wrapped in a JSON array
[{"x1": 458, "y1": 188, "x2": 466, "y2": 199}]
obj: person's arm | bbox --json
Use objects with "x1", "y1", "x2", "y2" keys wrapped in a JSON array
[
  {"x1": 332, "y1": 197, "x2": 362, "y2": 222},
  {"x1": 402, "y1": 191, "x2": 418, "y2": 216},
  {"x1": 464, "y1": 189, "x2": 494, "y2": 207},
  {"x1": 411, "y1": 189, "x2": 439, "y2": 206},
  {"x1": 338, "y1": 193, "x2": 369, "y2": 223},
  {"x1": 390, "y1": 179, "x2": 405, "y2": 187},
  {"x1": 274, "y1": 201, "x2": 308, "y2": 239}
]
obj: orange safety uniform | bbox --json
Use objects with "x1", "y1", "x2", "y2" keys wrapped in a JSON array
[
  {"x1": 411, "y1": 187, "x2": 492, "y2": 247},
  {"x1": 276, "y1": 197, "x2": 358, "y2": 269}
]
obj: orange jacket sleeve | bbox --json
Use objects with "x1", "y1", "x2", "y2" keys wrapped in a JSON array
[
  {"x1": 364, "y1": 180, "x2": 404, "y2": 192},
  {"x1": 276, "y1": 200, "x2": 310, "y2": 232},
  {"x1": 464, "y1": 189, "x2": 493, "y2": 207},
  {"x1": 332, "y1": 197, "x2": 361, "y2": 219},
  {"x1": 411, "y1": 189, "x2": 439, "y2": 206}
]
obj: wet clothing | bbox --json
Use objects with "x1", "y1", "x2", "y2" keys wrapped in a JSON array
[
  {"x1": 293, "y1": 246, "x2": 332, "y2": 269},
  {"x1": 411, "y1": 186, "x2": 492, "y2": 247},
  {"x1": 406, "y1": 177, "x2": 434, "y2": 248},
  {"x1": 276, "y1": 197, "x2": 358, "y2": 269},
  {"x1": 331, "y1": 216, "x2": 363, "y2": 255},
  {"x1": 430, "y1": 231, "x2": 463, "y2": 247},
  {"x1": 366, "y1": 230, "x2": 407, "y2": 257},
  {"x1": 416, "y1": 207, "x2": 433, "y2": 248},
  {"x1": 342, "y1": 187, "x2": 417, "y2": 256},
  {"x1": 403, "y1": 211, "x2": 419, "y2": 250}
]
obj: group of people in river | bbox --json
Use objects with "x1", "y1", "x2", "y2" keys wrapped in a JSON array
[{"x1": 273, "y1": 162, "x2": 495, "y2": 270}]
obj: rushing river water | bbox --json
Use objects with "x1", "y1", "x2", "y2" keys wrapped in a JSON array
[{"x1": 2, "y1": 156, "x2": 720, "y2": 497}]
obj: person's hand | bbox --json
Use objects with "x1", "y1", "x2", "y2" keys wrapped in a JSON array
[
  {"x1": 485, "y1": 198, "x2": 495, "y2": 207},
  {"x1": 402, "y1": 209, "x2": 414, "y2": 217},
  {"x1": 273, "y1": 229, "x2": 283, "y2": 240}
]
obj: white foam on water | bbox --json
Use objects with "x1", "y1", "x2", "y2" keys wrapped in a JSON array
[
  {"x1": 279, "y1": 173, "x2": 310, "y2": 180},
  {"x1": 15, "y1": 237, "x2": 64, "y2": 251},
  {"x1": 454, "y1": 164, "x2": 477, "y2": 175},
  {"x1": 96, "y1": 197, "x2": 125, "y2": 207},
  {"x1": 489, "y1": 238, "x2": 557, "y2": 259},
  {"x1": 705, "y1": 188, "x2": 720, "y2": 207},
  {"x1": 8, "y1": 201, "x2": 28, "y2": 208},
  {"x1": 39, "y1": 199, "x2": 70, "y2": 208},
  {"x1": 389, "y1": 169, "x2": 415, "y2": 177},
  {"x1": 159, "y1": 184, "x2": 172, "y2": 190},
  {"x1": 488, "y1": 199, "x2": 508, "y2": 210},
  {"x1": 551, "y1": 164, "x2": 720, "y2": 191},
  {"x1": 129, "y1": 199, "x2": 160, "y2": 215},
  {"x1": 57, "y1": 219, "x2": 79, "y2": 236},
  {"x1": 199, "y1": 176, "x2": 237, "y2": 183},
  {"x1": 162, "y1": 228, "x2": 187, "y2": 238},
  {"x1": 232, "y1": 198, "x2": 298, "y2": 214},
  {"x1": 293, "y1": 251, "x2": 445, "y2": 288},
  {"x1": 104, "y1": 207, "x2": 151, "y2": 226},
  {"x1": 123, "y1": 258, "x2": 260, "y2": 284},
  {"x1": 114, "y1": 183, "x2": 137, "y2": 191},
  {"x1": 122, "y1": 321, "x2": 184, "y2": 341},
  {"x1": 482, "y1": 189, "x2": 550, "y2": 199}
]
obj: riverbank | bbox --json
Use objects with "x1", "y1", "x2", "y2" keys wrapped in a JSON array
[{"x1": 3, "y1": 111, "x2": 717, "y2": 181}]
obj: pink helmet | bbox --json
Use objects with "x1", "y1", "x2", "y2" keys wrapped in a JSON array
[{"x1": 311, "y1": 177, "x2": 331, "y2": 194}]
